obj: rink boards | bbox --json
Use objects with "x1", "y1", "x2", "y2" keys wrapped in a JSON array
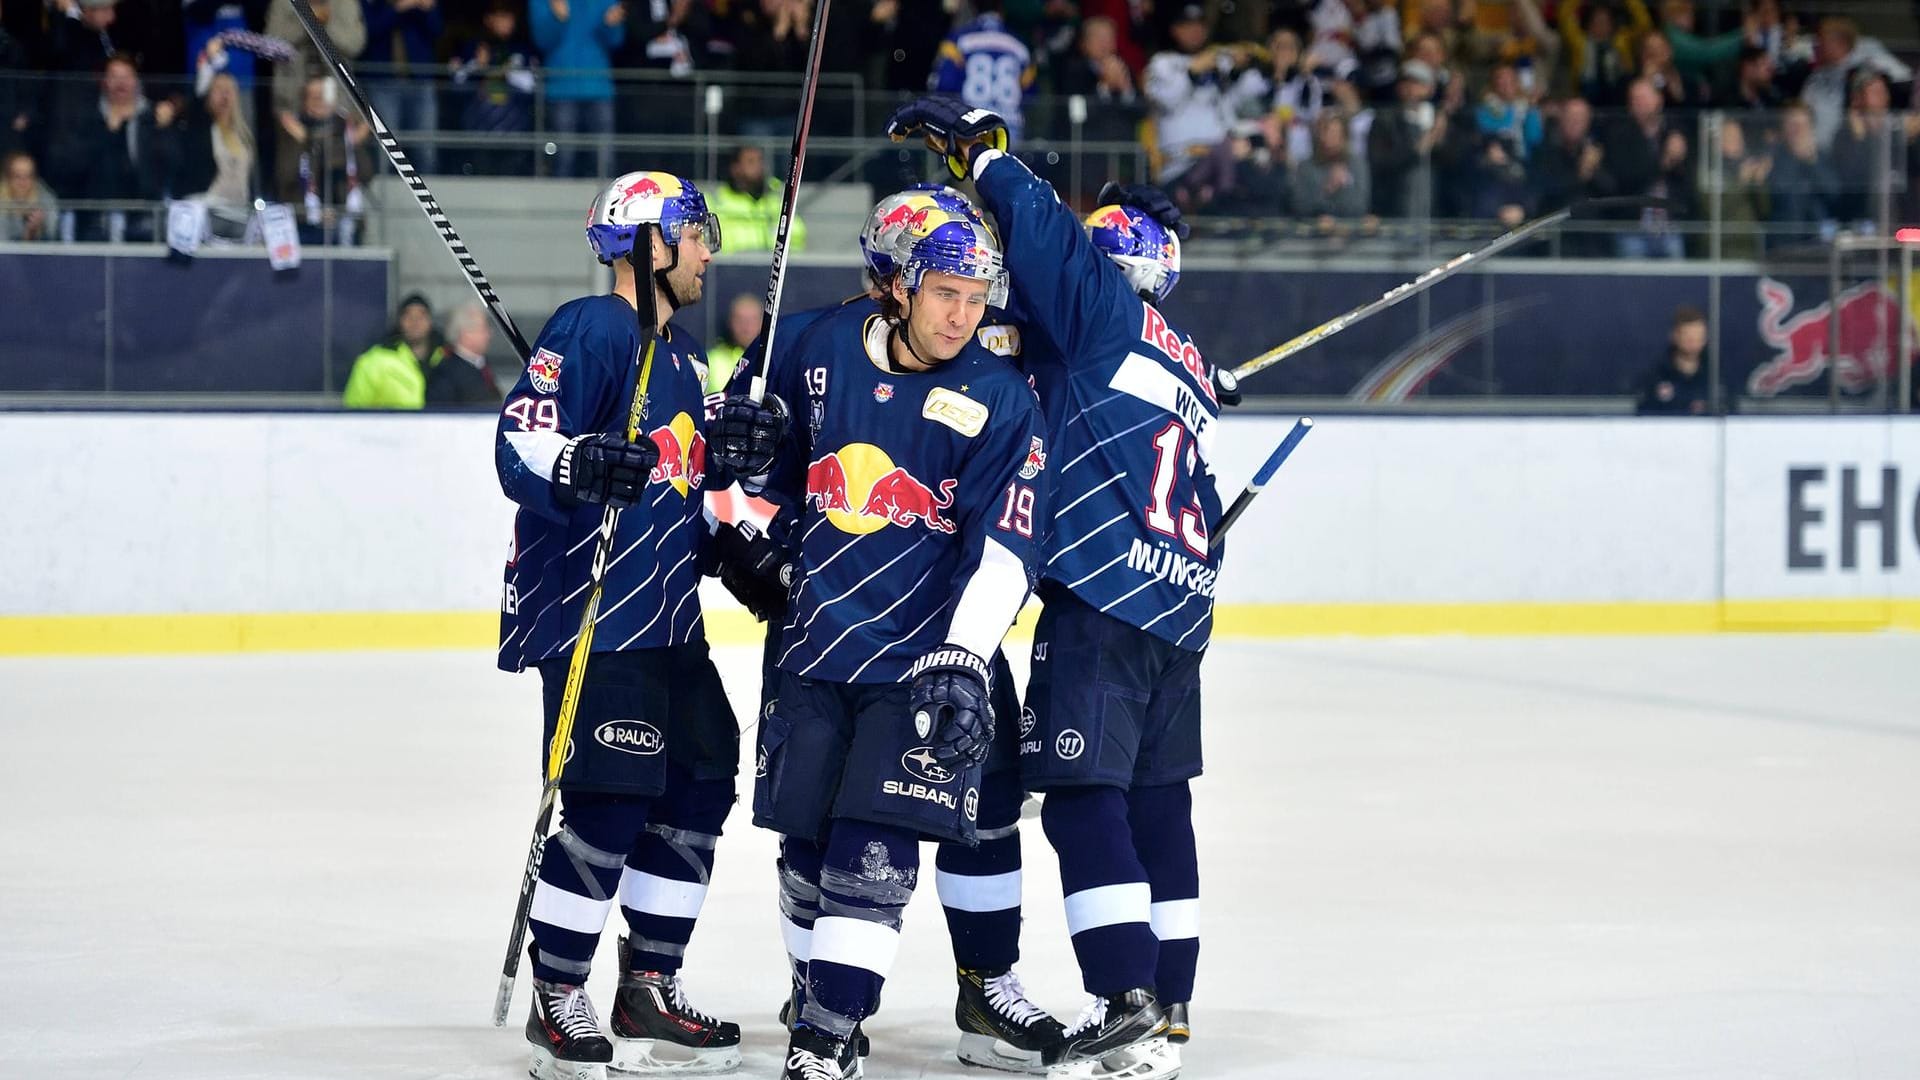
[{"x1": 1, "y1": 413, "x2": 1916, "y2": 653}]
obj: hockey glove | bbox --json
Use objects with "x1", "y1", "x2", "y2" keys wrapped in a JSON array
[
  {"x1": 1212, "y1": 364, "x2": 1243, "y2": 407},
  {"x1": 709, "y1": 392, "x2": 789, "y2": 478},
  {"x1": 908, "y1": 645, "x2": 994, "y2": 768},
  {"x1": 554, "y1": 432, "x2": 659, "y2": 509},
  {"x1": 713, "y1": 519, "x2": 796, "y2": 622},
  {"x1": 886, "y1": 96, "x2": 1010, "y2": 179},
  {"x1": 1096, "y1": 180, "x2": 1191, "y2": 241}
]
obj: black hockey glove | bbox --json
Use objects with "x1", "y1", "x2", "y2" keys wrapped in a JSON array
[
  {"x1": 1212, "y1": 364, "x2": 1243, "y2": 407},
  {"x1": 712, "y1": 519, "x2": 796, "y2": 622},
  {"x1": 709, "y1": 392, "x2": 789, "y2": 478},
  {"x1": 908, "y1": 645, "x2": 994, "y2": 768},
  {"x1": 887, "y1": 95, "x2": 1010, "y2": 178},
  {"x1": 554, "y1": 432, "x2": 659, "y2": 509},
  {"x1": 1096, "y1": 180, "x2": 1191, "y2": 241}
]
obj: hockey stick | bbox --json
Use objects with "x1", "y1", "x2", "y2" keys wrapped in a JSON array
[
  {"x1": 1230, "y1": 197, "x2": 1664, "y2": 381},
  {"x1": 492, "y1": 236, "x2": 661, "y2": 1026},
  {"x1": 1210, "y1": 417, "x2": 1312, "y2": 552},
  {"x1": 283, "y1": 0, "x2": 532, "y2": 361},
  {"x1": 746, "y1": 0, "x2": 833, "y2": 402}
]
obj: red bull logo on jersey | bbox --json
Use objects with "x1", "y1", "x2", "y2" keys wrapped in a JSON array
[
  {"x1": 1018, "y1": 435, "x2": 1046, "y2": 480},
  {"x1": 1748, "y1": 277, "x2": 1919, "y2": 397},
  {"x1": 805, "y1": 442, "x2": 957, "y2": 535},
  {"x1": 527, "y1": 347, "x2": 563, "y2": 394},
  {"x1": 646, "y1": 411, "x2": 707, "y2": 496},
  {"x1": 1141, "y1": 306, "x2": 1217, "y2": 406}
]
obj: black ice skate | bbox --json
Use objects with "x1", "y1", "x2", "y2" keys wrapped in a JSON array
[
  {"x1": 778, "y1": 984, "x2": 868, "y2": 1076},
  {"x1": 1041, "y1": 989, "x2": 1175, "y2": 1080},
  {"x1": 954, "y1": 966, "x2": 1068, "y2": 1072},
  {"x1": 1162, "y1": 1003, "x2": 1189, "y2": 1044},
  {"x1": 526, "y1": 975, "x2": 614, "y2": 1080},
  {"x1": 781, "y1": 1024, "x2": 851, "y2": 1080},
  {"x1": 608, "y1": 937, "x2": 741, "y2": 1075}
]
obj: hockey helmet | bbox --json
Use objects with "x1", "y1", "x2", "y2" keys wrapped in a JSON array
[
  {"x1": 586, "y1": 171, "x2": 722, "y2": 266},
  {"x1": 860, "y1": 184, "x2": 989, "y2": 286},
  {"x1": 898, "y1": 217, "x2": 1010, "y2": 310},
  {"x1": 1085, "y1": 203, "x2": 1180, "y2": 304}
]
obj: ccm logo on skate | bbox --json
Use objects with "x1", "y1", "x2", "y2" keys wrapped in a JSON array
[
  {"x1": 595, "y1": 720, "x2": 664, "y2": 756},
  {"x1": 1055, "y1": 729, "x2": 1086, "y2": 760}
]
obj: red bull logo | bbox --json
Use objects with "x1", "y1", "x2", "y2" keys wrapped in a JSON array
[
  {"x1": 1750, "y1": 277, "x2": 1917, "y2": 397},
  {"x1": 527, "y1": 347, "x2": 563, "y2": 394},
  {"x1": 622, "y1": 175, "x2": 667, "y2": 200},
  {"x1": 1090, "y1": 205, "x2": 1134, "y2": 231},
  {"x1": 806, "y1": 443, "x2": 956, "y2": 535},
  {"x1": 1018, "y1": 435, "x2": 1046, "y2": 480},
  {"x1": 877, "y1": 202, "x2": 933, "y2": 232},
  {"x1": 646, "y1": 412, "x2": 706, "y2": 495}
]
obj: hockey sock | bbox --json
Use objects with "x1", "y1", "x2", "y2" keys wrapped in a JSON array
[
  {"x1": 778, "y1": 834, "x2": 825, "y2": 1006},
  {"x1": 935, "y1": 770, "x2": 1024, "y2": 971},
  {"x1": 804, "y1": 819, "x2": 920, "y2": 1038},
  {"x1": 619, "y1": 766, "x2": 733, "y2": 974},
  {"x1": 1128, "y1": 780, "x2": 1200, "y2": 1004},
  {"x1": 530, "y1": 791, "x2": 652, "y2": 985},
  {"x1": 1040, "y1": 785, "x2": 1158, "y2": 996}
]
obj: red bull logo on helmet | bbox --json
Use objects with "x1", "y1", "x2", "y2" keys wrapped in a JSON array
[
  {"x1": 621, "y1": 174, "x2": 679, "y2": 201},
  {"x1": 1090, "y1": 205, "x2": 1134, "y2": 231},
  {"x1": 805, "y1": 442, "x2": 956, "y2": 535},
  {"x1": 1749, "y1": 277, "x2": 1917, "y2": 397}
]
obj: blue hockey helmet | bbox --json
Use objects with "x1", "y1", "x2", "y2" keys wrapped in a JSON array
[
  {"x1": 586, "y1": 172, "x2": 722, "y2": 266},
  {"x1": 899, "y1": 217, "x2": 1009, "y2": 309},
  {"x1": 1085, "y1": 203, "x2": 1181, "y2": 304},
  {"x1": 860, "y1": 184, "x2": 989, "y2": 286}
]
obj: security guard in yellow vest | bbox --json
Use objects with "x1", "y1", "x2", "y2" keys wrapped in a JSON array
[{"x1": 707, "y1": 145, "x2": 807, "y2": 253}]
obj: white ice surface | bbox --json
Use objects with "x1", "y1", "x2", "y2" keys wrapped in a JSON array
[{"x1": 2, "y1": 635, "x2": 1918, "y2": 1079}]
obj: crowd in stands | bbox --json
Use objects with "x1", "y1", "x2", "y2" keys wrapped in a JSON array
[{"x1": 0, "y1": 0, "x2": 1916, "y2": 252}]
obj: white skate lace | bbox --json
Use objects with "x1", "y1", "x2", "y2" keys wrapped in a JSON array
[
  {"x1": 785, "y1": 1047, "x2": 841, "y2": 1080},
  {"x1": 1063, "y1": 995, "x2": 1109, "y2": 1039},
  {"x1": 983, "y1": 970, "x2": 1049, "y2": 1028},
  {"x1": 548, "y1": 984, "x2": 603, "y2": 1041},
  {"x1": 665, "y1": 974, "x2": 720, "y2": 1027}
]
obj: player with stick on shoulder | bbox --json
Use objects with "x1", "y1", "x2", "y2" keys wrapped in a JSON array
[
  {"x1": 714, "y1": 184, "x2": 1070, "y2": 1075},
  {"x1": 890, "y1": 96, "x2": 1230, "y2": 1078},
  {"x1": 495, "y1": 171, "x2": 783, "y2": 1080},
  {"x1": 709, "y1": 207, "x2": 1046, "y2": 1080}
]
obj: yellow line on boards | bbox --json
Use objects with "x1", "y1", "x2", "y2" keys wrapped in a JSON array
[{"x1": 0, "y1": 600, "x2": 1913, "y2": 656}]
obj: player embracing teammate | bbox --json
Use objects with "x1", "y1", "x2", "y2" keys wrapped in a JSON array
[{"x1": 890, "y1": 95, "x2": 1236, "y2": 1079}]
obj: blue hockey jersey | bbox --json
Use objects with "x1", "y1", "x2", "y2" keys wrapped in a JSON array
[
  {"x1": 752, "y1": 302, "x2": 1045, "y2": 684},
  {"x1": 932, "y1": 13, "x2": 1037, "y2": 142},
  {"x1": 495, "y1": 296, "x2": 715, "y2": 672},
  {"x1": 970, "y1": 149, "x2": 1224, "y2": 653}
]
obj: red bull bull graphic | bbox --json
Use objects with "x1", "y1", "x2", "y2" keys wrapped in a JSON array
[
  {"x1": 805, "y1": 443, "x2": 957, "y2": 534},
  {"x1": 527, "y1": 347, "x2": 563, "y2": 394},
  {"x1": 1091, "y1": 205, "x2": 1134, "y2": 231},
  {"x1": 876, "y1": 201, "x2": 933, "y2": 232},
  {"x1": 646, "y1": 412, "x2": 706, "y2": 495},
  {"x1": 1749, "y1": 277, "x2": 1917, "y2": 397}
]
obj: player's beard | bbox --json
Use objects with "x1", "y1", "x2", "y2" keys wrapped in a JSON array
[
  {"x1": 904, "y1": 306, "x2": 972, "y2": 365},
  {"x1": 663, "y1": 258, "x2": 704, "y2": 309}
]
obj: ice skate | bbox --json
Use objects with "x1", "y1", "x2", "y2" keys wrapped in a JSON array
[
  {"x1": 1162, "y1": 1003, "x2": 1188, "y2": 1044},
  {"x1": 954, "y1": 966, "x2": 1067, "y2": 1072},
  {"x1": 781, "y1": 1024, "x2": 851, "y2": 1080},
  {"x1": 608, "y1": 937, "x2": 740, "y2": 1074},
  {"x1": 1042, "y1": 990, "x2": 1175, "y2": 1080},
  {"x1": 778, "y1": 985, "x2": 867, "y2": 1076},
  {"x1": 526, "y1": 975, "x2": 613, "y2": 1080}
]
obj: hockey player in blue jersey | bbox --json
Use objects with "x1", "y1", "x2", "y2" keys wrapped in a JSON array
[
  {"x1": 711, "y1": 215, "x2": 1047, "y2": 1080},
  {"x1": 496, "y1": 170, "x2": 776, "y2": 1080},
  {"x1": 931, "y1": 0, "x2": 1037, "y2": 143},
  {"x1": 713, "y1": 185, "x2": 1069, "y2": 1075},
  {"x1": 891, "y1": 96, "x2": 1232, "y2": 1077}
]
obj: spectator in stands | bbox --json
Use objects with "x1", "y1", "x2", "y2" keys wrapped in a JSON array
[
  {"x1": 706, "y1": 292, "x2": 761, "y2": 389},
  {"x1": 1530, "y1": 96, "x2": 1614, "y2": 234},
  {"x1": 1637, "y1": 29, "x2": 1707, "y2": 111},
  {"x1": 1079, "y1": 0, "x2": 1149, "y2": 75},
  {"x1": 1802, "y1": 16, "x2": 1911, "y2": 150},
  {"x1": 1290, "y1": 108, "x2": 1369, "y2": 223},
  {"x1": 1206, "y1": 125, "x2": 1291, "y2": 217},
  {"x1": 42, "y1": 0, "x2": 129, "y2": 140},
  {"x1": 932, "y1": 0, "x2": 1037, "y2": 142},
  {"x1": 1401, "y1": 0, "x2": 1507, "y2": 89},
  {"x1": 1144, "y1": 4, "x2": 1266, "y2": 185},
  {"x1": 266, "y1": 0, "x2": 366, "y2": 128},
  {"x1": 343, "y1": 292, "x2": 440, "y2": 409},
  {"x1": 1469, "y1": 131, "x2": 1531, "y2": 226},
  {"x1": 425, "y1": 302, "x2": 502, "y2": 407},
  {"x1": 275, "y1": 74, "x2": 375, "y2": 245},
  {"x1": 529, "y1": 0, "x2": 623, "y2": 178},
  {"x1": 46, "y1": 56, "x2": 168, "y2": 241},
  {"x1": 1634, "y1": 304, "x2": 1719, "y2": 414},
  {"x1": 361, "y1": 0, "x2": 442, "y2": 173},
  {"x1": 1829, "y1": 69, "x2": 1915, "y2": 229},
  {"x1": 1475, "y1": 62, "x2": 1542, "y2": 160},
  {"x1": 1367, "y1": 58, "x2": 1445, "y2": 218},
  {"x1": 624, "y1": 0, "x2": 709, "y2": 76},
  {"x1": 182, "y1": 0, "x2": 270, "y2": 94},
  {"x1": 1712, "y1": 116, "x2": 1767, "y2": 258},
  {"x1": 1720, "y1": 44, "x2": 1780, "y2": 113},
  {"x1": 1053, "y1": 16, "x2": 1146, "y2": 150},
  {"x1": 710, "y1": 143, "x2": 805, "y2": 251},
  {"x1": 1253, "y1": 27, "x2": 1345, "y2": 164},
  {"x1": 0, "y1": 149, "x2": 58, "y2": 241},
  {"x1": 1501, "y1": 0, "x2": 1563, "y2": 110},
  {"x1": 735, "y1": 0, "x2": 808, "y2": 73},
  {"x1": 162, "y1": 69, "x2": 257, "y2": 212},
  {"x1": 451, "y1": 0, "x2": 539, "y2": 176},
  {"x1": 1764, "y1": 101, "x2": 1838, "y2": 250},
  {"x1": 1601, "y1": 76, "x2": 1691, "y2": 257},
  {"x1": 1659, "y1": 0, "x2": 1749, "y2": 89},
  {"x1": 1745, "y1": 0, "x2": 1811, "y2": 95},
  {"x1": 1558, "y1": 0, "x2": 1650, "y2": 107}
]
